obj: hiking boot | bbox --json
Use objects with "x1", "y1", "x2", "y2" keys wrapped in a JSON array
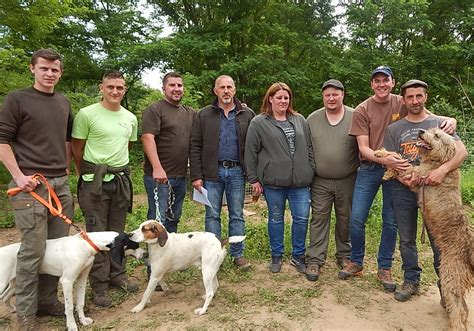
[
  {"x1": 111, "y1": 279, "x2": 139, "y2": 293},
  {"x1": 93, "y1": 291, "x2": 112, "y2": 308},
  {"x1": 234, "y1": 257, "x2": 251, "y2": 269},
  {"x1": 336, "y1": 257, "x2": 350, "y2": 270},
  {"x1": 306, "y1": 264, "x2": 320, "y2": 281},
  {"x1": 338, "y1": 261, "x2": 363, "y2": 280},
  {"x1": 269, "y1": 255, "x2": 282, "y2": 273},
  {"x1": 394, "y1": 282, "x2": 419, "y2": 302},
  {"x1": 377, "y1": 269, "x2": 397, "y2": 292},
  {"x1": 37, "y1": 300, "x2": 65, "y2": 317},
  {"x1": 17, "y1": 314, "x2": 36, "y2": 331},
  {"x1": 290, "y1": 255, "x2": 306, "y2": 274},
  {"x1": 437, "y1": 279, "x2": 446, "y2": 309}
]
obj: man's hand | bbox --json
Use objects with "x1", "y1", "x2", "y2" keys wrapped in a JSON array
[
  {"x1": 382, "y1": 155, "x2": 411, "y2": 172},
  {"x1": 15, "y1": 174, "x2": 39, "y2": 192},
  {"x1": 398, "y1": 171, "x2": 420, "y2": 187},
  {"x1": 251, "y1": 182, "x2": 263, "y2": 196},
  {"x1": 152, "y1": 167, "x2": 168, "y2": 184},
  {"x1": 424, "y1": 166, "x2": 449, "y2": 186},
  {"x1": 192, "y1": 179, "x2": 203, "y2": 192},
  {"x1": 439, "y1": 118, "x2": 456, "y2": 135}
]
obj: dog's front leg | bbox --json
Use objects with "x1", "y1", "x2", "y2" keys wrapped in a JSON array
[
  {"x1": 60, "y1": 276, "x2": 78, "y2": 331},
  {"x1": 75, "y1": 264, "x2": 94, "y2": 326},
  {"x1": 131, "y1": 275, "x2": 162, "y2": 313}
]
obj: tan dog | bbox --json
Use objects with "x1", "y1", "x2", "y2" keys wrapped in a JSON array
[
  {"x1": 373, "y1": 148, "x2": 413, "y2": 180},
  {"x1": 415, "y1": 128, "x2": 473, "y2": 331}
]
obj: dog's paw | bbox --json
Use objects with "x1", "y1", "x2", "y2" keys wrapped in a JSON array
[
  {"x1": 131, "y1": 305, "x2": 144, "y2": 313},
  {"x1": 66, "y1": 322, "x2": 78, "y2": 331},
  {"x1": 80, "y1": 316, "x2": 93, "y2": 326},
  {"x1": 194, "y1": 307, "x2": 207, "y2": 315}
]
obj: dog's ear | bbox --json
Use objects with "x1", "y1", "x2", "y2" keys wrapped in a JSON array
[{"x1": 157, "y1": 227, "x2": 168, "y2": 247}]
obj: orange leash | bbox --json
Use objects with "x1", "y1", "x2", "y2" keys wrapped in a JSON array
[{"x1": 7, "y1": 173, "x2": 100, "y2": 252}]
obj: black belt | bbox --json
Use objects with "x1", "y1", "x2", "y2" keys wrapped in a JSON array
[{"x1": 219, "y1": 160, "x2": 240, "y2": 168}]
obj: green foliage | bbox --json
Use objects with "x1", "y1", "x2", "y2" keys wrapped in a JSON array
[{"x1": 461, "y1": 167, "x2": 474, "y2": 207}]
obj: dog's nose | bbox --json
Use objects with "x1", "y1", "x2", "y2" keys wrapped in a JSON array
[
  {"x1": 418, "y1": 129, "x2": 426, "y2": 137},
  {"x1": 128, "y1": 232, "x2": 134, "y2": 238}
]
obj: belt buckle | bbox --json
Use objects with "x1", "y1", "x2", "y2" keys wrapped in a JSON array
[{"x1": 222, "y1": 160, "x2": 230, "y2": 168}]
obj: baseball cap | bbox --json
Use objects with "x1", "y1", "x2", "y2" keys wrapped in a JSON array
[
  {"x1": 321, "y1": 79, "x2": 344, "y2": 92},
  {"x1": 371, "y1": 66, "x2": 393, "y2": 79}
]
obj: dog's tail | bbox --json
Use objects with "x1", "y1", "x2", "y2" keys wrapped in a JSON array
[{"x1": 220, "y1": 236, "x2": 246, "y2": 248}]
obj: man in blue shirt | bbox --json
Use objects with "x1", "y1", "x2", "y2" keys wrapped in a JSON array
[{"x1": 190, "y1": 75, "x2": 255, "y2": 269}]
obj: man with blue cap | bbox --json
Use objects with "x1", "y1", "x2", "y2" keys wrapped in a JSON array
[{"x1": 338, "y1": 66, "x2": 457, "y2": 292}]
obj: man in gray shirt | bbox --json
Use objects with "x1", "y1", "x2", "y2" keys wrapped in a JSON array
[{"x1": 305, "y1": 79, "x2": 359, "y2": 281}]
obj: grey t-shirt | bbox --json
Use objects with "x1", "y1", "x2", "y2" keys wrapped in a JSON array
[
  {"x1": 273, "y1": 118, "x2": 296, "y2": 157},
  {"x1": 384, "y1": 115, "x2": 459, "y2": 165}
]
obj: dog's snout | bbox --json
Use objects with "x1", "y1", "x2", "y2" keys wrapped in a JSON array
[{"x1": 418, "y1": 129, "x2": 426, "y2": 137}]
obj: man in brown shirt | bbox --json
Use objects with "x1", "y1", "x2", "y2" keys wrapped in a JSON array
[
  {"x1": 141, "y1": 72, "x2": 196, "y2": 233},
  {"x1": 0, "y1": 49, "x2": 73, "y2": 329},
  {"x1": 338, "y1": 66, "x2": 456, "y2": 292}
]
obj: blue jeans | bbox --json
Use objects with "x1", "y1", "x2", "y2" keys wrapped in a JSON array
[
  {"x1": 204, "y1": 165, "x2": 246, "y2": 258},
  {"x1": 143, "y1": 176, "x2": 186, "y2": 233},
  {"x1": 349, "y1": 163, "x2": 397, "y2": 269},
  {"x1": 263, "y1": 185, "x2": 310, "y2": 257},
  {"x1": 391, "y1": 180, "x2": 440, "y2": 283}
]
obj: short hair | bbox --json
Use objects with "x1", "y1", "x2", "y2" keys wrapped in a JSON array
[
  {"x1": 102, "y1": 70, "x2": 125, "y2": 81},
  {"x1": 162, "y1": 72, "x2": 182, "y2": 86},
  {"x1": 260, "y1": 82, "x2": 296, "y2": 116},
  {"x1": 214, "y1": 75, "x2": 235, "y2": 88},
  {"x1": 30, "y1": 49, "x2": 63, "y2": 69}
]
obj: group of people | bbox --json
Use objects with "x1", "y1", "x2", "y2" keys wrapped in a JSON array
[{"x1": 0, "y1": 49, "x2": 467, "y2": 330}]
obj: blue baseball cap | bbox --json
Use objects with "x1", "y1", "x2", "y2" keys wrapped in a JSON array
[{"x1": 371, "y1": 66, "x2": 393, "y2": 79}]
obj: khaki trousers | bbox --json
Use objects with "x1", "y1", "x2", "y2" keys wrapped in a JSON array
[
  {"x1": 306, "y1": 173, "x2": 356, "y2": 266},
  {"x1": 9, "y1": 175, "x2": 72, "y2": 316}
]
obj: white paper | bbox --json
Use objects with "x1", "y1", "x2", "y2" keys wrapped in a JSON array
[{"x1": 193, "y1": 187, "x2": 213, "y2": 209}]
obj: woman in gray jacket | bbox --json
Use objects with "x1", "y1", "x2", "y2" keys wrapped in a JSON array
[{"x1": 245, "y1": 82, "x2": 315, "y2": 273}]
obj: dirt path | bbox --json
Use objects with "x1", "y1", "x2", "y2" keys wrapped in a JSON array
[{"x1": 0, "y1": 226, "x2": 472, "y2": 330}]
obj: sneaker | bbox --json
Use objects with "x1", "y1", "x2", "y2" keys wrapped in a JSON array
[
  {"x1": 93, "y1": 291, "x2": 112, "y2": 308},
  {"x1": 290, "y1": 255, "x2": 306, "y2": 274},
  {"x1": 305, "y1": 264, "x2": 320, "y2": 281},
  {"x1": 37, "y1": 300, "x2": 65, "y2": 317},
  {"x1": 111, "y1": 279, "x2": 139, "y2": 293},
  {"x1": 269, "y1": 255, "x2": 282, "y2": 273},
  {"x1": 377, "y1": 269, "x2": 397, "y2": 292},
  {"x1": 336, "y1": 257, "x2": 350, "y2": 270},
  {"x1": 338, "y1": 261, "x2": 363, "y2": 280},
  {"x1": 394, "y1": 282, "x2": 419, "y2": 302},
  {"x1": 233, "y1": 257, "x2": 251, "y2": 269},
  {"x1": 17, "y1": 314, "x2": 36, "y2": 331}
]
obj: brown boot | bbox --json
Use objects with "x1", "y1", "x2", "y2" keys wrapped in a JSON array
[
  {"x1": 17, "y1": 314, "x2": 36, "y2": 331},
  {"x1": 93, "y1": 291, "x2": 112, "y2": 308},
  {"x1": 377, "y1": 269, "x2": 397, "y2": 292}
]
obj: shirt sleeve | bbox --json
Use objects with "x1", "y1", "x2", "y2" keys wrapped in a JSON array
[
  {"x1": 141, "y1": 104, "x2": 161, "y2": 136},
  {"x1": 0, "y1": 93, "x2": 20, "y2": 144},
  {"x1": 349, "y1": 104, "x2": 369, "y2": 136},
  {"x1": 130, "y1": 114, "x2": 138, "y2": 142},
  {"x1": 71, "y1": 109, "x2": 90, "y2": 139}
]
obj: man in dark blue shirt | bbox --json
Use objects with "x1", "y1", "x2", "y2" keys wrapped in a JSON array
[{"x1": 190, "y1": 75, "x2": 255, "y2": 269}]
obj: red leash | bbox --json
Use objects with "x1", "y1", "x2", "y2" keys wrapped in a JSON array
[{"x1": 7, "y1": 173, "x2": 100, "y2": 252}]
